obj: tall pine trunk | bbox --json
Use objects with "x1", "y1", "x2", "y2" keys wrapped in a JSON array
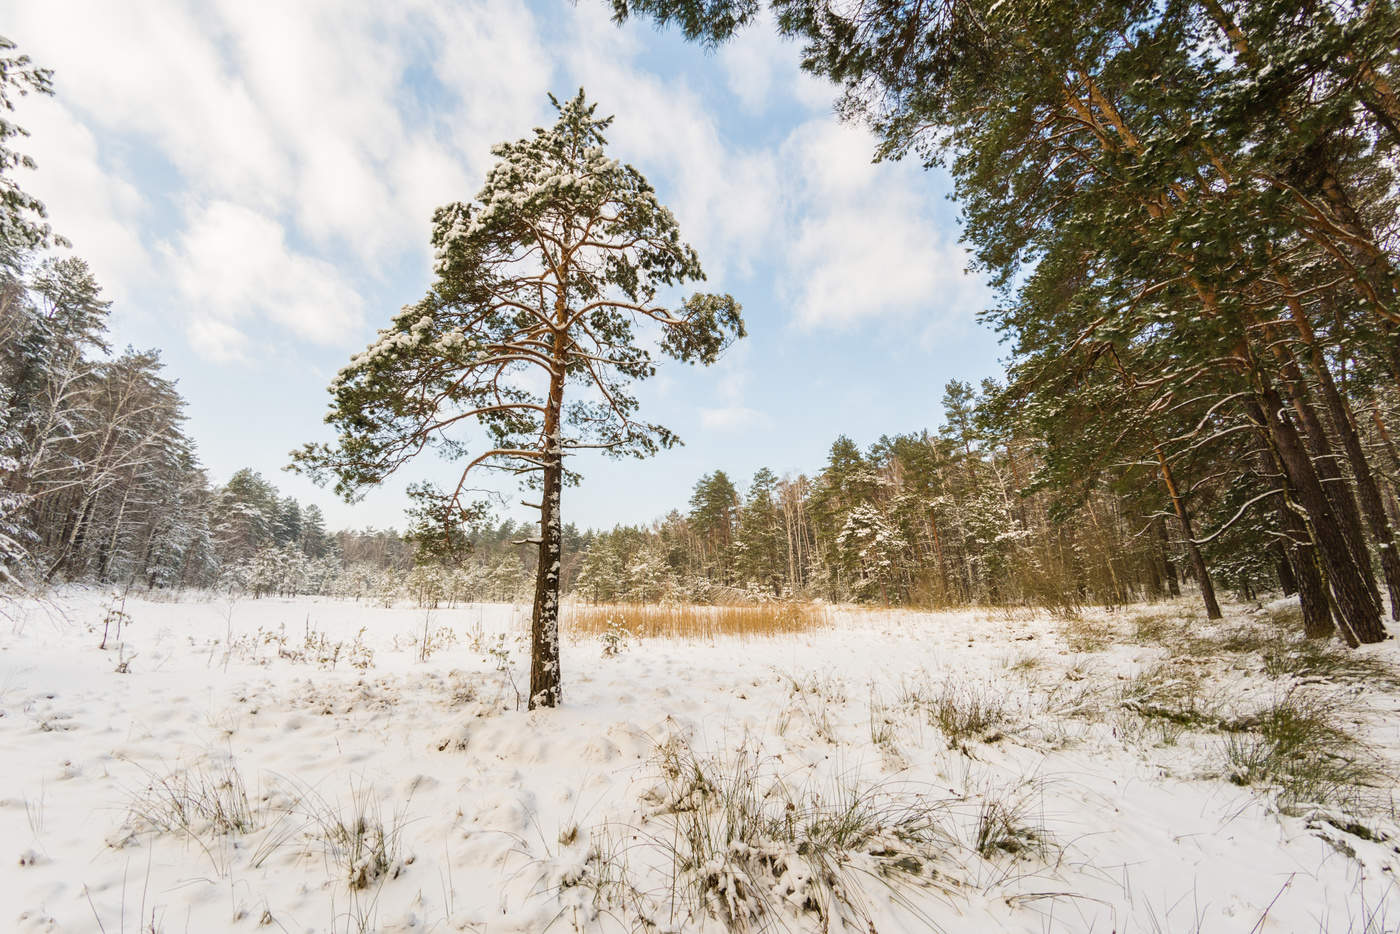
[
  {"x1": 1255, "y1": 440, "x2": 1334, "y2": 637},
  {"x1": 1154, "y1": 446, "x2": 1221, "y2": 618},
  {"x1": 1155, "y1": 516, "x2": 1181, "y2": 598},
  {"x1": 530, "y1": 456, "x2": 563, "y2": 709},
  {"x1": 1284, "y1": 300, "x2": 1400, "y2": 619},
  {"x1": 1251, "y1": 389, "x2": 1386, "y2": 644},
  {"x1": 529, "y1": 299, "x2": 568, "y2": 710}
]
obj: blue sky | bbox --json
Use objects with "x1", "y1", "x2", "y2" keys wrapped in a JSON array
[{"x1": 3, "y1": 0, "x2": 1004, "y2": 532}]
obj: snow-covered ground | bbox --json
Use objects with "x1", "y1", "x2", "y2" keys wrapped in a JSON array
[{"x1": 2, "y1": 590, "x2": 1399, "y2": 933}]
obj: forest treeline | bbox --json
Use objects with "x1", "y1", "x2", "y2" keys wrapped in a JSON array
[
  {"x1": 0, "y1": 248, "x2": 446, "y2": 596},
  {"x1": 576, "y1": 380, "x2": 1184, "y2": 609},
  {"x1": 573, "y1": 377, "x2": 1398, "y2": 616},
  {"x1": 0, "y1": 255, "x2": 547, "y2": 598}
]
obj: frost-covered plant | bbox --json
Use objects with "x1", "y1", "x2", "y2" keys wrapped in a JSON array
[
  {"x1": 1057, "y1": 615, "x2": 1114, "y2": 653},
  {"x1": 619, "y1": 738, "x2": 959, "y2": 931},
  {"x1": 901, "y1": 677, "x2": 1008, "y2": 744},
  {"x1": 777, "y1": 671, "x2": 846, "y2": 744},
  {"x1": 599, "y1": 615, "x2": 630, "y2": 657},
  {"x1": 251, "y1": 778, "x2": 411, "y2": 895},
  {"x1": 1222, "y1": 690, "x2": 1376, "y2": 807},
  {"x1": 972, "y1": 786, "x2": 1051, "y2": 860},
  {"x1": 1116, "y1": 664, "x2": 1219, "y2": 730},
  {"x1": 124, "y1": 756, "x2": 258, "y2": 842},
  {"x1": 484, "y1": 633, "x2": 521, "y2": 709},
  {"x1": 347, "y1": 627, "x2": 374, "y2": 671},
  {"x1": 98, "y1": 590, "x2": 132, "y2": 650},
  {"x1": 869, "y1": 692, "x2": 897, "y2": 750},
  {"x1": 310, "y1": 789, "x2": 408, "y2": 891}
]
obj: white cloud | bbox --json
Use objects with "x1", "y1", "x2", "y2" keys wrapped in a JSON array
[
  {"x1": 2, "y1": 0, "x2": 552, "y2": 359},
  {"x1": 719, "y1": 21, "x2": 782, "y2": 114},
  {"x1": 2, "y1": 0, "x2": 976, "y2": 363},
  {"x1": 561, "y1": 2, "x2": 782, "y2": 285},
  {"x1": 161, "y1": 201, "x2": 365, "y2": 360},
  {"x1": 777, "y1": 120, "x2": 986, "y2": 330},
  {"x1": 16, "y1": 96, "x2": 150, "y2": 304},
  {"x1": 717, "y1": 10, "x2": 833, "y2": 116}
]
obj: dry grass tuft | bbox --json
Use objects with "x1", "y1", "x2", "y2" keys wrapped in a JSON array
[
  {"x1": 613, "y1": 738, "x2": 960, "y2": 931},
  {"x1": 1221, "y1": 690, "x2": 1379, "y2": 808},
  {"x1": 125, "y1": 756, "x2": 257, "y2": 839},
  {"x1": 565, "y1": 602, "x2": 830, "y2": 641},
  {"x1": 900, "y1": 677, "x2": 1010, "y2": 744},
  {"x1": 1261, "y1": 636, "x2": 1400, "y2": 688},
  {"x1": 1056, "y1": 615, "x2": 1115, "y2": 653}
]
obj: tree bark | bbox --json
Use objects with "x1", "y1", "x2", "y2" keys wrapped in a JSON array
[
  {"x1": 1253, "y1": 439, "x2": 1334, "y2": 637},
  {"x1": 1279, "y1": 502, "x2": 1337, "y2": 639},
  {"x1": 1155, "y1": 515, "x2": 1181, "y2": 597},
  {"x1": 1154, "y1": 446, "x2": 1221, "y2": 618},
  {"x1": 529, "y1": 281, "x2": 569, "y2": 709},
  {"x1": 1284, "y1": 301, "x2": 1400, "y2": 618},
  {"x1": 1274, "y1": 542, "x2": 1298, "y2": 595},
  {"x1": 1268, "y1": 333, "x2": 1385, "y2": 614},
  {"x1": 530, "y1": 455, "x2": 563, "y2": 709},
  {"x1": 1250, "y1": 389, "x2": 1386, "y2": 644}
]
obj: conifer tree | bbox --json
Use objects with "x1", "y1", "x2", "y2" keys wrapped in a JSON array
[
  {"x1": 293, "y1": 91, "x2": 743, "y2": 707},
  {"x1": 0, "y1": 36, "x2": 65, "y2": 263}
]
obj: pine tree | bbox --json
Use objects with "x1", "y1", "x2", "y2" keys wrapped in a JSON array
[
  {"x1": 734, "y1": 467, "x2": 786, "y2": 595},
  {"x1": 293, "y1": 91, "x2": 743, "y2": 707},
  {"x1": 688, "y1": 470, "x2": 740, "y2": 583},
  {"x1": 0, "y1": 37, "x2": 66, "y2": 263}
]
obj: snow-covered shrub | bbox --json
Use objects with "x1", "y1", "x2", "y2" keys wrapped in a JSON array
[
  {"x1": 600, "y1": 615, "x2": 631, "y2": 657},
  {"x1": 405, "y1": 563, "x2": 449, "y2": 608},
  {"x1": 622, "y1": 738, "x2": 962, "y2": 931}
]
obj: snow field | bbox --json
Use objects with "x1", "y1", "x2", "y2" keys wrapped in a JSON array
[{"x1": 1, "y1": 590, "x2": 1398, "y2": 932}]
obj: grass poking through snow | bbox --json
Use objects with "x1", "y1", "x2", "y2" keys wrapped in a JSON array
[
  {"x1": 124, "y1": 755, "x2": 258, "y2": 840},
  {"x1": 1222, "y1": 690, "x2": 1379, "y2": 809}
]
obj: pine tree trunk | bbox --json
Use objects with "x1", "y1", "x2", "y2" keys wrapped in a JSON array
[
  {"x1": 1274, "y1": 542, "x2": 1298, "y2": 595},
  {"x1": 529, "y1": 293, "x2": 568, "y2": 709},
  {"x1": 1154, "y1": 446, "x2": 1221, "y2": 619},
  {"x1": 1153, "y1": 515, "x2": 1181, "y2": 598},
  {"x1": 1371, "y1": 408, "x2": 1400, "y2": 527},
  {"x1": 929, "y1": 511, "x2": 950, "y2": 605},
  {"x1": 1352, "y1": 56, "x2": 1400, "y2": 145},
  {"x1": 1279, "y1": 368, "x2": 1382, "y2": 611},
  {"x1": 47, "y1": 494, "x2": 96, "y2": 582},
  {"x1": 1283, "y1": 287, "x2": 1400, "y2": 618},
  {"x1": 1252, "y1": 389, "x2": 1386, "y2": 644},
  {"x1": 530, "y1": 457, "x2": 563, "y2": 709},
  {"x1": 1282, "y1": 506, "x2": 1337, "y2": 640},
  {"x1": 1255, "y1": 441, "x2": 1335, "y2": 638}
]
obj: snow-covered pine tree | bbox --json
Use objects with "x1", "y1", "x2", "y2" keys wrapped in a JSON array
[
  {"x1": 0, "y1": 36, "x2": 66, "y2": 263},
  {"x1": 292, "y1": 90, "x2": 743, "y2": 707}
]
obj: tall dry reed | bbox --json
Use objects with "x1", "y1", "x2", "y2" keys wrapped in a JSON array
[{"x1": 564, "y1": 602, "x2": 829, "y2": 640}]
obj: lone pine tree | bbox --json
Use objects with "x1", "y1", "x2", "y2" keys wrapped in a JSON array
[{"x1": 291, "y1": 91, "x2": 743, "y2": 706}]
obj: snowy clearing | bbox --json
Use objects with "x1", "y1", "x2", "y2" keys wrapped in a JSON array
[{"x1": 3, "y1": 590, "x2": 1399, "y2": 933}]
